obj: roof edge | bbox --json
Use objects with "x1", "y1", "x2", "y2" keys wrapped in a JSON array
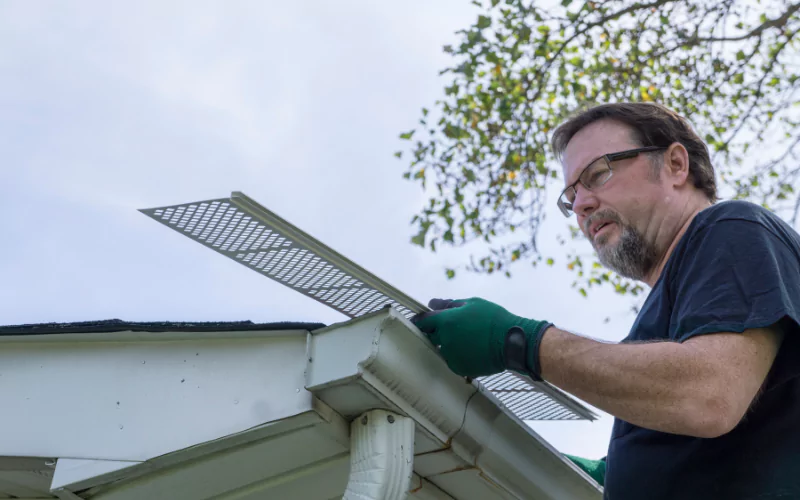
[{"x1": 0, "y1": 319, "x2": 327, "y2": 336}]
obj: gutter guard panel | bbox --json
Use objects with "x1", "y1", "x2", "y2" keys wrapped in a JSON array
[
  {"x1": 140, "y1": 192, "x2": 423, "y2": 319},
  {"x1": 140, "y1": 192, "x2": 594, "y2": 422}
]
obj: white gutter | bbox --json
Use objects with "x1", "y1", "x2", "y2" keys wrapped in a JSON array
[{"x1": 306, "y1": 307, "x2": 602, "y2": 500}]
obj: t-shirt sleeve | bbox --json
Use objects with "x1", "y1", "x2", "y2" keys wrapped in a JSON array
[{"x1": 669, "y1": 219, "x2": 800, "y2": 342}]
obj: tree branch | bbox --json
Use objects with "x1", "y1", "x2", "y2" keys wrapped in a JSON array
[{"x1": 693, "y1": 2, "x2": 800, "y2": 42}]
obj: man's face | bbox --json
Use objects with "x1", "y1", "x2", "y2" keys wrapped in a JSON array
[{"x1": 561, "y1": 120, "x2": 666, "y2": 281}]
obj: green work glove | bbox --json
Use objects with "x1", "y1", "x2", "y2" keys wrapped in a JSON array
[
  {"x1": 564, "y1": 454, "x2": 606, "y2": 486},
  {"x1": 411, "y1": 297, "x2": 552, "y2": 379}
]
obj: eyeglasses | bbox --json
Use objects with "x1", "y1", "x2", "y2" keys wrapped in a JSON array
[{"x1": 557, "y1": 146, "x2": 668, "y2": 217}]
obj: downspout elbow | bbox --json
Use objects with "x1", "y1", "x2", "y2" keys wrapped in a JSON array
[{"x1": 343, "y1": 409, "x2": 415, "y2": 500}]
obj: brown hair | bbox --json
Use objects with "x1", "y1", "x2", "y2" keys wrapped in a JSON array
[{"x1": 550, "y1": 102, "x2": 717, "y2": 202}]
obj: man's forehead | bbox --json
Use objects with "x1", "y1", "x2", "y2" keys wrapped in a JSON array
[{"x1": 561, "y1": 120, "x2": 637, "y2": 181}]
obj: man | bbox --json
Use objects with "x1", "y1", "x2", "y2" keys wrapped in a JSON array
[{"x1": 412, "y1": 102, "x2": 800, "y2": 499}]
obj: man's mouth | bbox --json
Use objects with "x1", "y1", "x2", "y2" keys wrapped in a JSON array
[
  {"x1": 590, "y1": 221, "x2": 615, "y2": 239},
  {"x1": 584, "y1": 212, "x2": 622, "y2": 241}
]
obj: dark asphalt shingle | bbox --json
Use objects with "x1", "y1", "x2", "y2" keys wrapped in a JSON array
[{"x1": 0, "y1": 319, "x2": 326, "y2": 336}]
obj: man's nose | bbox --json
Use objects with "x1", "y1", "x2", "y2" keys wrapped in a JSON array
[{"x1": 572, "y1": 184, "x2": 598, "y2": 218}]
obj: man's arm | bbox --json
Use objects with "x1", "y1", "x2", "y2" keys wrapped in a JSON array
[{"x1": 539, "y1": 325, "x2": 784, "y2": 438}]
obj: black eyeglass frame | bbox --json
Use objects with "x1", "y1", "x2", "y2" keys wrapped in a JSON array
[{"x1": 557, "y1": 146, "x2": 668, "y2": 217}]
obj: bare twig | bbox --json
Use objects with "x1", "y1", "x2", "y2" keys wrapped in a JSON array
[{"x1": 694, "y1": 2, "x2": 800, "y2": 42}]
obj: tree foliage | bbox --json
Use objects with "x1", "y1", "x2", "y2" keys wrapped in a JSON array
[{"x1": 398, "y1": 0, "x2": 800, "y2": 298}]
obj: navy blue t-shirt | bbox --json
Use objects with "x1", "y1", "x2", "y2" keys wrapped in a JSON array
[{"x1": 604, "y1": 201, "x2": 800, "y2": 500}]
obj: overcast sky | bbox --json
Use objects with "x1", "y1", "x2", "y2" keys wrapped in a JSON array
[{"x1": 0, "y1": 1, "x2": 644, "y2": 459}]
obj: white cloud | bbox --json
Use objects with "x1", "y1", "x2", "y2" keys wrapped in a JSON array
[{"x1": 0, "y1": 0, "x2": 633, "y2": 459}]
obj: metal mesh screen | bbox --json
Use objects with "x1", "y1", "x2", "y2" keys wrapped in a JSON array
[
  {"x1": 479, "y1": 372, "x2": 584, "y2": 420},
  {"x1": 140, "y1": 192, "x2": 595, "y2": 421},
  {"x1": 140, "y1": 196, "x2": 418, "y2": 318}
]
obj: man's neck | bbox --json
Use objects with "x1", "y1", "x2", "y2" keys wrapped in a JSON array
[{"x1": 643, "y1": 197, "x2": 712, "y2": 287}]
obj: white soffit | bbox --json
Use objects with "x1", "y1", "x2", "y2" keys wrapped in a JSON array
[
  {"x1": 0, "y1": 457, "x2": 57, "y2": 499},
  {"x1": 139, "y1": 192, "x2": 595, "y2": 422}
]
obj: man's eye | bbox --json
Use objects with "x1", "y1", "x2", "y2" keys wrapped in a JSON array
[{"x1": 584, "y1": 168, "x2": 609, "y2": 187}]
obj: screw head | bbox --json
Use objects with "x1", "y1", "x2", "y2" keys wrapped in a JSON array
[{"x1": 387, "y1": 415, "x2": 395, "y2": 424}]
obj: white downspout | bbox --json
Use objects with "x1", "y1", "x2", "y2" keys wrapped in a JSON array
[{"x1": 343, "y1": 409, "x2": 415, "y2": 500}]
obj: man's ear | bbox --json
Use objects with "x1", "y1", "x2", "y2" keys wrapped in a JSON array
[{"x1": 665, "y1": 142, "x2": 691, "y2": 187}]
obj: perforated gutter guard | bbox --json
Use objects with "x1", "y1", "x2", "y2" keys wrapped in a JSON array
[{"x1": 139, "y1": 191, "x2": 596, "y2": 422}]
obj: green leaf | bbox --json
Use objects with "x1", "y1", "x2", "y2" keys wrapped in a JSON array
[
  {"x1": 443, "y1": 124, "x2": 470, "y2": 139},
  {"x1": 399, "y1": 130, "x2": 415, "y2": 140},
  {"x1": 446, "y1": 268, "x2": 456, "y2": 279},
  {"x1": 476, "y1": 15, "x2": 491, "y2": 30}
]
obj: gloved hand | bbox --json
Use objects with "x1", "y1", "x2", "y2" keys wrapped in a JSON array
[
  {"x1": 564, "y1": 454, "x2": 606, "y2": 486},
  {"x1": 411, "y1": 297, "x2": 551, "y2": 379}
]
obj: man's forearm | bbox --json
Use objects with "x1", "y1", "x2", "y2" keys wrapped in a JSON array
[{"x1": 537, "y1": 327, "x2": 729, "y2": 437}]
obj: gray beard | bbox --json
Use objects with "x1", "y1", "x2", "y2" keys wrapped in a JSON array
[{"x1": 591, "y1": 217, "x2": 658, "y2": 281}]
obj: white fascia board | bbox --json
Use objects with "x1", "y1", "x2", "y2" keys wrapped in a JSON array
[
  {"x1": 307, "y1": 307, "x2": 602, "y2": 500},
  {"x1": 0, "y1": 330, "x2": 315, "y2": 461},
  {"x1": 53, "y1": 489, "x2": 85, "y2": 500},
  {"x1": 50, "y1": 459, "x2": 140, "y2": 492}
]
